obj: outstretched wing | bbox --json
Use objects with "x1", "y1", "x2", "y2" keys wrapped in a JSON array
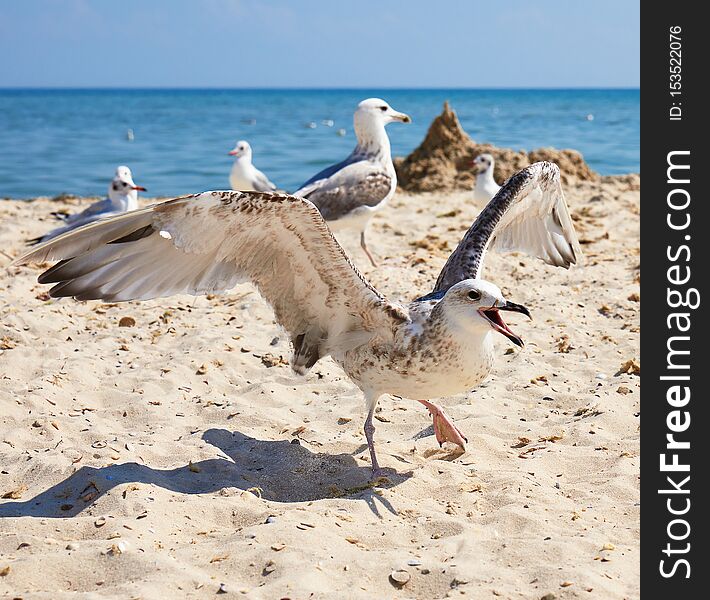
[
  {"x1": 14, "y1": 191, "x2": 407, "y2": 373},
  {"x1": 433, "y1": 162, "x2": 581, "y2": 293},
  {"x1": 294, "y1": 159, "x2": 393, "y2": 222}
]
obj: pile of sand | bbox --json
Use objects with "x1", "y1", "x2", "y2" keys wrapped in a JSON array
[{"x1": 395, "y1": 102, "x2": 598, "y2": 192}]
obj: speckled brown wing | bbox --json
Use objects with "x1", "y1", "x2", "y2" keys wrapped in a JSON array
[
  {"x1": 433, "y1": 162, "x2": 582, "y2": 294},
  {"x1": 14, "y1": 191, "x2": 407, "y2": 371},
  {"x1": 299, "y1": 166, "x2": 393, "y2": 222}
]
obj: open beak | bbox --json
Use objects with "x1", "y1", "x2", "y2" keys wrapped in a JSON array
[
  {"x1": 132, "y1": 185, "x2": 147, "y2": 191},
  {"x1": 478, "y1": 301, "x2": 531, "y2": 348}
]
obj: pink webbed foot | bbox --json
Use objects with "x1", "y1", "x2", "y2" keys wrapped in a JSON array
[{"x1": 417, "y1": 400, "x2": 468, "y2": 451}]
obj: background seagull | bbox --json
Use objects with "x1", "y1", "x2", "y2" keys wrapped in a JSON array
[
  {"x1": 293, "y1": 98, "x2": 411, "y2": 267},
  {"x1": 472, "y1": 153, "x2": 501, "y2": 203},
  {"x1": 30, "y1": 166, "x2": 145, "y2": 244},
  {"x1": 15, "y1": 161, "x2": 580, "y2": 477},
  {"x1": 228, "y1": 140, "x2": 277, "y2": 192}
]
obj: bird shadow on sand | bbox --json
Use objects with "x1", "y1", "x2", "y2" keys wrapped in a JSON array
[{"x1": 0, "y1": 428, "x2": 411, "y2": 520}]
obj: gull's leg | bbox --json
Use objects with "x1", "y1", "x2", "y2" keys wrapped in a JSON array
[
  {"x1": 364, "y1": 408, "x2": 380, "y2": 474},
  {"x1": 417, "y1": 400, "x2": 468, "y2": 450},
  {"x1": 360, "y1": 230, "x2": 378, "y2": 268},
  {"x1": 363, "y1": 393, "x2": 384, "y2": 477}
]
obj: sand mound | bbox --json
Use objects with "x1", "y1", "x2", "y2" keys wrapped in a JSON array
[
  {"x1": 602, "y1": 172, "x2": 641, "y2": 191},
  {"x1": 528, "y1": 147, "x2": 597, "y2": 182},
  {"x1": 393, "y1": 101, "x2": 477, "y2": 193},
  {"x1": 395, "y1": 102, "x2": 598, "y2": 192}
]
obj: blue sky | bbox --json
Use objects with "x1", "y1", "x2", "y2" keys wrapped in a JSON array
[{"x1": 0, "y1": 0, "x2": 639, "y2": 88}]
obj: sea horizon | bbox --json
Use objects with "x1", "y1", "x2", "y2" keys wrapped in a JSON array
[{"x1": 0, "y1": 88, "x2": 639, "y2": 199}]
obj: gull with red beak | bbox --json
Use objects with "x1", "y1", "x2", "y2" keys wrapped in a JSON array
[
  {"x1": 31, "y1": 166, "x2": 147, "y2": 244},
  {"x1": 228, "y1": 140, "x2": 278, "y2": 193},
  {"x1": 293, "y1": 98, "x2": 411, "y2": 268},
  {"x1": 15, "y1": 162, "x2": 580, "y2": 478}
]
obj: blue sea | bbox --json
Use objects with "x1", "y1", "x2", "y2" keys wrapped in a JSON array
[{"x1": 0, "y1": 89, "x2": 639, "y2": 199}]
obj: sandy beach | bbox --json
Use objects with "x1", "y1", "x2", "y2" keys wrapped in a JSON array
[{"x1": 0, "y1": 175, "x2": 639, "y2": 599}]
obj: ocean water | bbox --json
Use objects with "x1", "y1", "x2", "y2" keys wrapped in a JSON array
[{"x1": 0, "y1": 89, "x2": 639, "y2": 199}]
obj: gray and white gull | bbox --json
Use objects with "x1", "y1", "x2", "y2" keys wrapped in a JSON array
[
  {"x1": 293, "y1": 98, "x2": 411, "y2": 267},
  {"x1": 32, "y1": 166, "x2": 146, "y2": 244},
  {"x1": 14, "y1": 161, "x2": 581, "y2": 476}
]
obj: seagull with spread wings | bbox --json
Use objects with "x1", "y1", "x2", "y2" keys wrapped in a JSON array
[
  {"x1": 14, "y1": 161, "x2": 581, "y2": 477},
  {"x1": 293, "y1": 98, "x2": 411, "y2": 268}
]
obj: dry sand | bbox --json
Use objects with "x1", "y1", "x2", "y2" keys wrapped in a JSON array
[{"x1": 0, "y1": 177, "x2": 640, "y2": 599}]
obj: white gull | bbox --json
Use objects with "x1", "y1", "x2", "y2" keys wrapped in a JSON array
[
  {"x1": 32, "y1": 166, "x2": 145, "y2": 245},
  {"x1": 472, "y1": 153, "x2": 501, "y2": 203},
  {"x1": 228, "y1": 140, "x2": 277, "y2": 193}
]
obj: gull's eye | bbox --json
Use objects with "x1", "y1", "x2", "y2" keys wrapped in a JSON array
[
  {"x1": 380, "y1": 106, "x2": 387, "y2": 111},
  {"x1": 468, "y1": 290, "x2": 481, "y2": 301}
]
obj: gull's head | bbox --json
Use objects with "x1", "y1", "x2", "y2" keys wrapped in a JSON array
[
  {"x1": 441, "y1": 279, "x2": 530, "y2": 347},
  {"x1": 228, "y1": 140, "x2": 252, "y2": 159},
  {"x1": 109, "y1": 165, "x2": 145, "y2": 200},
  {"x1": 472, "y1": 153, "x2": 495, "y2": 175},
  {"x1": 354, "y1": 98, "x2": 411, "y2": 133}
]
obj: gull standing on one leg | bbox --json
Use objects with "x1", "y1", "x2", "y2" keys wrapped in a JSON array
[
  {"x1": 228, "y1": 140, "x2": 277, "y2": 192},
  {"x1": 30, "y1": 166, "x2": 146, "y2": 245},
  {"x1": 15, "y1": 162, "x2": 580, "y2": 477},
  {"x1": 293, "y1": 98, "x2": 411, "y2": 267},
  {"x1": 472, "y1": 153, "x2": 501, "y2": 203}
]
